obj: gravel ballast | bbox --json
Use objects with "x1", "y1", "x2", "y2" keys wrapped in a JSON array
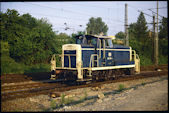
[{"x1": 1, "y1": 75, "x2": 168, "y2": 111}]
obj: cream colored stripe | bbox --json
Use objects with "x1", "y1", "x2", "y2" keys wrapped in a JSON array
[
  {"x1": 88, "y1": 64, "x2": 135, "y2": 71},
  {"x1": 82, "y1": 48, "x2": 130, "y2": 51}
]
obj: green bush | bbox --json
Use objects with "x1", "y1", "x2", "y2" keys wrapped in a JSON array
[
  {"x1": 159, "y1": 55, "x2": 168, "y2": 65},
  {"x1": 118, "y1": 84, "x2": 125, "y2": 91},
  {"x1": 1, "y1": 55, "x2": 50, "y2": 74},
  {"x1": 60, "y1": 93, "x2": 66, "y2": 105},
  {"x1": 50, "y1": 99, "x2": 57, "y2": 109},
  {"x1": 24, "y1": 63, "x2": 50, "y2": 73},
  {"x1": 139, "y1": 55, "x2": 153, "y2": 66},
  {"x1": 1, "y1": 56, "x2": 25, "y2": 74}
]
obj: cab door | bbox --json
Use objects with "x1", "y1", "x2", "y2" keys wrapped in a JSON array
[{"x1": 97, "y1": 38, "x2": 106, "y2": 66}]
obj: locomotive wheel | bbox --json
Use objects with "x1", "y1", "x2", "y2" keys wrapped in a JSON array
[
  {"x1": 92, "y1": 71, "x2": 98, "y2": 82},
  {"x1": 130, "y1": 68, "x2": 135, "y2": 75},
  {"x1": 124, "y1": 68, "x2": 135, "y2": 75},
  {"x1": 107, "y1": 70, "x2": 114, "y2": 80},
  {"x1": 90, "y1": 68, "x2": 135, "y2": 82}
]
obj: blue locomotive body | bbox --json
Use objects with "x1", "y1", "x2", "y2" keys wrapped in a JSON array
[
  {"x1": 81, "y1": 45, "x2": 135, "y2": 68},
  {"x1": 50, "y1": 35, "x2": 140, "y2": 81}
]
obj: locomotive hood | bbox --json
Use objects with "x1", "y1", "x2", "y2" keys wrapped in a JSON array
[
  {"x1": 62, "y1": 44, "x2": 81, "y2": 50},
  {"x1": 62, "y1": 44, "x2": 82, "y2": 68},
  {"x1": 62, "y1": 44, "x2": 83, "y2": 79}
]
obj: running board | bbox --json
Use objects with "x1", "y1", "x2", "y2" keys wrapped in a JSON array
[
  {"x1": 76, "y1": 78, "x2": 92, "y2": 82},
  {"x1": 89, "y1": 64, "x2": 135, "y2": 71}
]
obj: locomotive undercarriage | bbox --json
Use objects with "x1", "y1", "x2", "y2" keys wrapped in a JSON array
[
  {"x1": 53, "y1": 68, "x2": 135, "y2": 82},
  {"x1": 86, "y1": 68, "x2": 135, "y2": 82},
  {"x1": 52, "y1": 70, "x2": 78, "y2": 81}
]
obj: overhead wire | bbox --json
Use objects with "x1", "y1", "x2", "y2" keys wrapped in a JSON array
[
  {"x1": 20, "y1": 2, "x2": 125, "y2": 24},
  {"x1": 3, "y1": 2, "x2": 165, "y2": 35},
  {"x1": 128, "y1": 4, "x2": 164, "y2": 22},
  {"x1": 23, "y1": 3, "x2": 124, "y2": 34},
  {"x1": 148, "y1": 9, "x2": 166, "y2": 18}
]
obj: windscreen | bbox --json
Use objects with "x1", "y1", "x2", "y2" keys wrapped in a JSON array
[
  {"x1": 108, "y1": 39, "x2": 113, "y2": 48},
  {"x1": 76, "y1": 35, "x2": 97, "y2": 47}
]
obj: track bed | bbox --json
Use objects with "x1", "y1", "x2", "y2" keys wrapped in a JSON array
[{"x1": 1, "y1": 64, "x2": 168, "y2": 102}]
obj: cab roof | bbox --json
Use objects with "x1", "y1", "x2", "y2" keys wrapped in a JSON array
[{"x1": 76, "y1": 35, "x2": 114, "y2": 39}]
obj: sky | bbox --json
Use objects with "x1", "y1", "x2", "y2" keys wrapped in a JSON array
[{"x1": 1, "y1": 1, "x2": 168, "y2": 36}]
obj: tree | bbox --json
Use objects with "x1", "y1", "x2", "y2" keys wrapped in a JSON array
[
  {"x1": 115, "y1": 31, "x2": 125, "y2": 39},
  {"x1": 159, "y1": 17, "x2": 168, "y2": 56},
  {"x1": 71, "y1": 31, "x2": 86, "y2": 43},
  {"x1": 86, "y1": 17, "x2": 108, "y2": 35},
  {"x1": 159, "y1": 17, "x2": 168, "y2": 39},
  {"x1": 128, "y1": 23, "x2": 137, "y2": 39},
  {"x1": 135, "y1": 12, "x2": 148, "y2": 42},
  {"x1": 0, "y1": 9, "x2": 58, "y2": 65}
]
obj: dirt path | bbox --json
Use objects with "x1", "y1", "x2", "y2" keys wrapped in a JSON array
[{"x1": 105, "y1": 79, "x2": 168, "y2": 111}]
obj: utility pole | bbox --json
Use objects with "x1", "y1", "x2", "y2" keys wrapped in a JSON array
[
  {"x1": 153, "y1": 15, "x2": 155, "y2": 64},
  {"x1": 125, "y1": 3, "x2": 129, "y2": 46},
  {"x1": 155, "y1": 1, "x2": 159, "y2": 65}
]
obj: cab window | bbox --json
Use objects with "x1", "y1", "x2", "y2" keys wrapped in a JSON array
[{"x1": 91, "y1": 38, "x2": 97, "y2": 46}]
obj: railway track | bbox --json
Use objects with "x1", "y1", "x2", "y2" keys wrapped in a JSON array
[
  {"x1": 1, "y1": 68, "x2": 168, "y2": 102},
  {"x1": 1, "y1": 64, "x2": 168, "y2": 84}
]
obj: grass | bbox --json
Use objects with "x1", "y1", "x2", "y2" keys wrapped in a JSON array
[
  {"x1": 49, "y1": 90, "x2": 88, "y2": 110},
  {"x1": 118, "y1": 84, "x2": 125, "y2": 92},
  {"x1": 158, "y1": 55, "x2": 168, "y2": 65},
  {"x1": 139, "y1": 54, "x2": 168, "y2": 66},
  {"x1": 60, "y1": 93, "x2": 66, "y2": 106},
  {"x1": 24, "y1": 63, "x2": 50, "y2": 73},
  {"x1": 140, "y1": 55, "x2": 153, "y2": 66},
  {"x1": 50, "y1": 99, "x2": 57, "y2": 109},
  {"x1": 141, "y1": 81, "x2": 146, "y2": 86},
  {"x1": 1, "y1": 55, "x2": 50, "y2": 74},
  {"x1": 1, "y1": 56, "x2": 25, "y2": 74}
]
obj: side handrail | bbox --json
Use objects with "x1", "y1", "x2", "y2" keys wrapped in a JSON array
[
  {"x1": 89, "y1": 54, "x2": 99, "y2": 68},
  {"x1": 51, "y1": 54, "x2": 56, "y2": 71},
  {"x1": 51, "y1": 54, "x2": 63, "y2": 70},
  {"x1": 136, "y1": 54, "x2": 140, "y2": 60},
  {"x1": 132, "y1": 50, "x2": 140, "y2": 61},
  {"x1": 132, "y1": 50, "x2": 136, "y2": 61}
]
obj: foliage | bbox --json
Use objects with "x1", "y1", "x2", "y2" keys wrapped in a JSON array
[
  {"x1": 1, "y1": 41, "x2": 24, "y2": 74},
  {"x1": 127, "y1": 12, "x2": 168, "y2": 65},
  {"x1": 1, "y1": 56, "x2": 25, "y2": 74},
  {"x1": 86, "y1": 17, "x2": 108, "y2": 35},
  {"x1": 60, "y1": 93, "x2": 66, "y2": 105},
  {"x1": 1, "y1": 9, "x2": 77, "y2": 74},
  {"x1": 50, "y1": 99, "x2": 57, "y2": 109},
  {"x1": 159, "y1": 38, "x2": 168, "y2": 56},
  {"x1": 159, "y1": 17, "x2": 168, "y2": 39},
  {"x1": 24, "y1": 63, "x2": 50, "y2": 73},
  {"x1": 1, "y1": 9, "x2": 55, "y2": 65},
  {"x1": 1, "y1": 56, "x2": 50, "y2": 74},
  {"x1": 141, "y1": 81, "x2": 146, "y2": 86},
  {"x1": 158, "y1": 17, "x2": 168, "y2": 64},
  {"x1": 134, "y1": 12, "x2": 148, "y2": 42},
  {"x1": 118, "y1": 84, "x2": 125, "y2": 91},
  {"x1": 139, "y1": 55, "x2": 153, "y2": 66},
  {"x1": 1, "y1": 8, "x2": 168, "y2": 75},
  {"x1": 1, "y1": 41, "x2": 10, "y2": 56},
  {"x1": 115, "y1": 31, "x2": 125, "y2": 39},
  {"x1": 71, "y1": 31, "x2": 86, "y2": 43},
  {"x1": 158, "y1": 55, "x2": 168, "y2": 65}
]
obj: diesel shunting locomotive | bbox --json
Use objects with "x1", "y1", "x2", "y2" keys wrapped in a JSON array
[{"x1": 50, "y1": 35, "x2": 140, "y2": 81}]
